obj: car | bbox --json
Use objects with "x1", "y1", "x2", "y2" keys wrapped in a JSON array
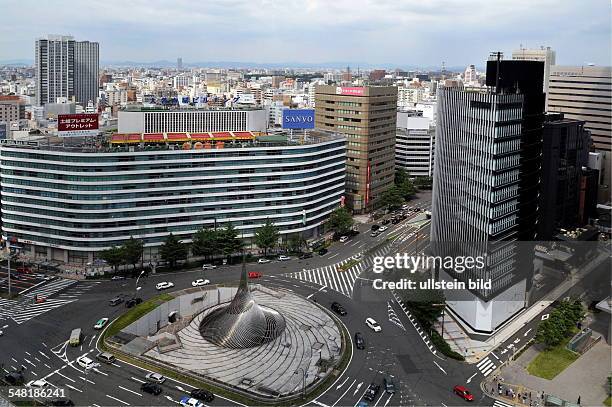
[
  {"x1": 49, "y1": 399, "x2": 75, "y2": 406},
  {"x1": 413, "y1": 207, "x2": 421, "y2": 212},
  {"x1": 317, "y1": 248, "x2": 328, "y2": 255},
  {"x1": 401, "y1": 204, "x2": 409, "y2": 210},
  {"x1": 278, "y1": 255, "x2": 291, "y2": 261},
  {"x1": 370, "y1": 231, "x2": 380, "y2": 237},
  {"x1": 383, "y1": 377, "x2": 395, "y2": 394},
  {"x1": 17, "y1": 266, "x2": 32, "y2": 274},
  {"x1": 191, "y1": 279, "x2": 210, "y2": 287},
  {"x1": 93, "y1": 317, "x2": 109, "y2": 329},
  {"x1": 378, "y1": 226, "x2": 388, "y2": 232},
  {"x1": 391, "y1": 217, "x2": 400, "y2": 225},
  {"x1": 125, "y1": 297, "x2": 143, "y2": 308},
  {"x1": 354, "y1": 332, "x2": 365, "y2": 349},
  {"x1": 76, "y1": 356, "x2": 99, "y2": 370},
  {"x1": 201, "y1": 264, "x2": 217, "y2": 270},
  {"x1": 257, "y1": 258, "x2": 271, "y2": 264},
  {"x1": 156, "y1": 282, "x2": 174, "y2": 290},
  {"x1": 381, "y1": 219, "x2": 390, "y2": 225},
  {"x1": 190, "y1": 389, "x2": 215, "y2": 402},
  {"x1": 371, "y1": 224, "x2": 380, "y2": 231},
  {"x1": 141, "y1": 382, "x2": 163, "y2": 395},
  {"x1": 111, "y1": 275, "x2": 125, "y2": 281},
  {"x1": 145, "y1": 372, "x2": 166, "y2": 384},
  {"x1": 356, "y1": 402, "x2": 369, "y2": 407},
  {"x1": 453, "y1": 385, "x2": 474, "y2": 401},
  {"x1": 180, "y1": 397, "x2": 204, "y2": 407},
  {"x1": 96, "y1": 352, "x2": 116, "y2": 364},
  {"x1": 26, "y1": 379, "x2": 48, "y2": 388},
  {"x1": 0, "y1": 329, "x2": 3, "y2": 336},
  {"x1": 4, "y1": 371, "x2": 24, "y2": 385},
  {"x1": 299, "y1": 252, "x2": 313, "y2": 259},
  {"x1": 248, "y1": 271, "x2": 263, "y2": 279},
  {"x1": 331, "y1": 302, "x2": 347, "y2": 316},
  {"x1": 366, "y1": 317, "x2": 382, "y2": 332},
  {"x1": 339, "y1": 236, "x2": 349, "y2": 243},
  {"x1": 109, "y1": 297, "x2": 124, "y2": 306},
  {"x1": 363, "y1": 383, "x2": 381, "y2": 402}
]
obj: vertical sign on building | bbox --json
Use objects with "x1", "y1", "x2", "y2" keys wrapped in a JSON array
[{"x1": 365, "y1": 162, "x2": 371, "y2": 205}]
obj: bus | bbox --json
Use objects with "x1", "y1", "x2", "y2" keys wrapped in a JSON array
[{"x1": 69, "y1": 328, "x2": 82, "y2": 347}]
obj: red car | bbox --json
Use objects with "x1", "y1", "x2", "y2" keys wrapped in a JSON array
[
  {"x1": 453, "y1": 385, "x2": 474, "y2": 401},
  {"x1": 17, "y1": 266, "x2": 32, "y2": 274},
  {"x1": 248, "y1": 272, "x2": 263, "y2": 279}
]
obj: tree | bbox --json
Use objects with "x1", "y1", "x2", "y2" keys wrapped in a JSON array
[
  {"x1": 218, "y1": 223, "x2": 243, "y2": 260},
  {"x1": 121, "y1": 237, "x2": 143, "y2": 276},
  {"x1": 191, "y1": 228, "x2": 220, "y2": 260},
  {"x1": 400, "y1": 273, "x2": 445, "y2": 330},
  {"x1": 288, "y1": 233, "x2": 305, "y2": 253},
  {"x1": 99, "y1": 246, "x2": 124, "y2": 274},
  {"x1": 381, "y1": 186, "x2": 404, "y2": 209},
  {"x1": 414, "y1": 176, "x2": 433, "y2": 190},
  {"x1": 159, "y1": 233, "x2": 188, "y2": 268},
  {"x1": 395, "y1": 168, "x2": 411, "y2": 185},
  {"x1": 328, "y1": 207, "x2": 354, "y2": 234},
  {"x1": 254, "y1": 219, "x2": 279, "y2": 257},
  {"x1": 534, "y1": 299, "x2": 585, "y2": 349}
]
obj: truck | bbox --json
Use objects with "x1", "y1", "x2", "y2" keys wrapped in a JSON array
[{"x1": 69, "y1": 328, "x2": 82, "y2": 347}]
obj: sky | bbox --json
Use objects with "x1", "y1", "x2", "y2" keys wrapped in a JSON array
[{"x1": 0, "y1": 0, "x2": 610, "y2": 68}]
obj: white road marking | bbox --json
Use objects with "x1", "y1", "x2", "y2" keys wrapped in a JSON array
[
  {"x1": 374, "y1": 391, "x2": 386, "y2": 406},
  {"x1": 336, "y1": 376, "x2": 350, "y2": 390},
  {"x1": 490, "y1": 352, "x2": 500, "y2": 361},
  {"x1": 44, "y1": 363, "x2": 51, "y2": 369},
  {"x1": 57, "y1": 372, "x2": 76, "y2": 382},
  {"x1": 119, "y1": 385, "x2": 142, "y2": 396},
  {"x1": 328, "y1": 253, "x2": 339, "y2": 259},
  {"x1": 79, "y1": 376, "x2": 95, "y2": 384},
  {"x1": 130, "y1": 376, "x2": 145, "y2": 383},
  {"x1": 433, "y1": 361, "x2": 447, "y2": 374},
  {"x1": 89, "y1": 335, "x2": 96, "y2": 347},
  {"x1": 106, "y1": 394, "x2": 130, "y2": 405},
  {"x1": 524, "y1": 328, "x2": 532, "y2": 336},
  {"x1": 353, "y1": 381, "x2": 363, "y2": 396},
  {"x1": 65, "y1": 384, "x2": 82, "y2": 393},
  {"x1": 466, "y1": 372, "x2": 478, "y2": 383},
  {"x1": 332, "y1": 379, "x2": 356, "y2": 406},
  {"x1": 383, "y1": 394, "x2": 394, "y2": 407}
]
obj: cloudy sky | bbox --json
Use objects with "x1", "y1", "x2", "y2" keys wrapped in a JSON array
[{"x1": 1, "y1": 0, "x2": 610, "y2": 67}]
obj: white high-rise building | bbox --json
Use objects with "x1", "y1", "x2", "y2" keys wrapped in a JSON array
[
  {"x1": 35, "y1": 35, "x2": 99, "y2": 107},
  {"x1": 395, "y1": 112, "x2": 435, "y2": 177},
  {"x1": 464, "y1": 64, "x2": 477, "y2": 85}
]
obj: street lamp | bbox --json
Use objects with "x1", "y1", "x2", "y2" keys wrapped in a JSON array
[
  {"x1": 135, "y1": 269, "x2": 145, "y2": 296},
  {"x1": 432, "y1": 303, "x2": 446, "y2": 337}
]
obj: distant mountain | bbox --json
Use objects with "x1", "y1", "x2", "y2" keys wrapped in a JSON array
[{"x1": 0, "y1": 58, "x2": 465, "y2": 72}]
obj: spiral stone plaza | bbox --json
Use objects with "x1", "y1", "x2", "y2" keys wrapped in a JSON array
[{"x1": 110, "y1": 266, "x2": 345, "y2": 399}]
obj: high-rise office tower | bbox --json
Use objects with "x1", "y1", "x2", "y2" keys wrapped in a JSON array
[
  {"x1": 431, "y1": 57, "x2": 545, "y2": 334},
  {"x1": 35, "y1": 35, "x2": 99, "y2": 107},
  {"x1": 315, "y1": 85, "x2": 397, "y2": 213},
  {"x1": 177, "y1": 57, "x2": 183, "y2": 70},
  {"x1": 547, "y1": 65, "x2": 611, "y2": 202},
  {"x1": 511, "y1": 46, "x2": 556, "y2": 95},
  {"x1": 538, "y1": 114, "x2": 591, "y2": 240},
  {"x1": 395, "y1": 112, "x2": 435, "y2": 177}
]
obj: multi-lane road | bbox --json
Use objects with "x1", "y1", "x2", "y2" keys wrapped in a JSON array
[{"x1": 0, "y1": 192, "x2": 505, "y2": 406}]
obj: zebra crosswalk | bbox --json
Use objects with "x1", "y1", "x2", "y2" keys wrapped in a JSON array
[
  {"x1": 493, "y1": 400, "x2": 513, "y2": 407},
  {"x1": 0, "y1": 298, "x2": 18, "y2": 321},
  {"x1": 10, "y1": 298, "x2": 77, "y2": 324},
  {"x1": 22, "y1": 278, "x2": 77, "y2": 300},
  {"x1": 476, "y1": 356, "x2": 497, "y2": 377},
  {"x1": 283, "y1": 244, "x2": 392, "y2": 297}
]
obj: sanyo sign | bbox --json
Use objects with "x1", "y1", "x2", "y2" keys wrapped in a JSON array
[{"x1": 282, "y1": 109, "x2": 315, "y2": 129}]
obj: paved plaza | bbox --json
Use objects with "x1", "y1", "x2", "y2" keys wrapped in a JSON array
[{"x1": 145, "y1": 286, "x2": 343, "y2": 397}]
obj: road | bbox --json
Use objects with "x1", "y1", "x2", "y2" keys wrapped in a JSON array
[{"x1": 0, "y1": 191, "x2": 499, "y2": 407}]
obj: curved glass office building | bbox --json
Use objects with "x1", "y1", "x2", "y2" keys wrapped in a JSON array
[{"x1": 0, "y1": 131, "x2": 346, "y2": 264}]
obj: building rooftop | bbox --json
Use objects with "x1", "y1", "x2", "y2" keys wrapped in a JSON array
[{"x1": 120, "y1": 104, "x2": 264, "y2": 112}]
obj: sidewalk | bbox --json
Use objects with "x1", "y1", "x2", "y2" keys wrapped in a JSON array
[{"x1": 487, "y1": 340, "x2": 611, "y2": 407}]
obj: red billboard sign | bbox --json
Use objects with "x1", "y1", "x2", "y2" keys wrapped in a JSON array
[
  {"x1": 336, "y1": 87, "x2": 365, "y2": 96},
  {"x1": 58, "y1": 113, "x2": 99, "y2": 136}
]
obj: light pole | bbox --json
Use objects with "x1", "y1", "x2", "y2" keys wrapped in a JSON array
[
  {"x1": 432, "y1": 303, "x2": 446, "y2": 337},
  {"x1": 294, "y1": 367, "x2": 306, "y2": 398},
  {"x1": 135, "y1": 269, "x2": 145, "y2": 297}
]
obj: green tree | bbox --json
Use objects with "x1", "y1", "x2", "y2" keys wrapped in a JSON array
[
  {"x1": 254, "y1": 219, "x2": 279, "y2": 257},
  {"x1": 218, "y1": 223, "x2": 243, "y2": 260},
  {"x1": 328, "y1": 207, "x2": 354, "y2": 234},
  {"x1": 398, "y1": 180, "x2": 417, "y2": 199},
  {"x1": 288, "y1": 233, "x2": 305, "y2": 253},
  {"x1": 534, "y1": 299, "x2": 585, "y2": 349},
  {"x1": 159, "y1": 233, "x2": 189, "y2": 268},
  {"x1": 381, "y1": 186, "x2": 404, "y2": 209},
  {"x1": 414, "y1": 176, "x2": 433, "y2": 190},
  {"x1": 395, "y1": 168, "x2": 411, "y2": 185},
  {"x1": 191, "y1": 228, "x2": 220, "y2": 260},
  {"x1": 121, "y1": 237, "x2": 143, "y2": 276},
  {"x1": 399, "y1": 273, "x2": 445, "y2": 330},
  {"x1": 99, "y1": 246, "x2": 124, "y2": 274}
]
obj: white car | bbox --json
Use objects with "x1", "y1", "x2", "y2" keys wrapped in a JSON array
[
  {"x1": 180, "y1": 397, "x2": 204, "y2": 407},
  {"x1": 201, "y1": 264, "x2": 217, "y2": 270},
  {"x1": 26, "y1": 379, "x2": 48, "y2": 388},
  {"x1": 378, "y1": 226, "x2": 388, "y2": 232},
  {"x1": 0, "y1": 330, "x2": 3, "y2": 336},
  {"x1": 401, "y1": 204, "x2": 409, "y2": 210},
  {"x1": 156, "y1": 282, "x2": 174, "y2": 290},
  {"x1": 339, "y1": 236, "x2": 349, "y2": 243},
  {"x1": 278, "y1": 255, "x2": 291, "y2": 261},
  {"x1": 145, "y1": 372, "x2": 166, "y2": 384},
  {"x1": 191, "y1": 279, "x2": 210, "y2": 287},
  {"x1": 76, "y1": 355, "x2": 99, "y2": 370},
  {"x1": 257, "y1": 258, "x2": 271, "y2": 264},
  {"x1": 93, "y1": 317, "x2": 109, "y2": 330},
  {"x1": 366, "y1": 317, "x2": 382, "y2": 332}
]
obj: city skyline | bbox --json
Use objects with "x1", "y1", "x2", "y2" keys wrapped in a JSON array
[{"x1": 0, "y1": 0, "x2": 610, "y2": 67}]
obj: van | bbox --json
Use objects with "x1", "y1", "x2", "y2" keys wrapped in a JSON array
[
  {"x1": 69, "y1": 328, "x2": 81, "y2": 347},
  {"x1": 96, "y1": 352, "x2": 116, "y2": 364}
]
